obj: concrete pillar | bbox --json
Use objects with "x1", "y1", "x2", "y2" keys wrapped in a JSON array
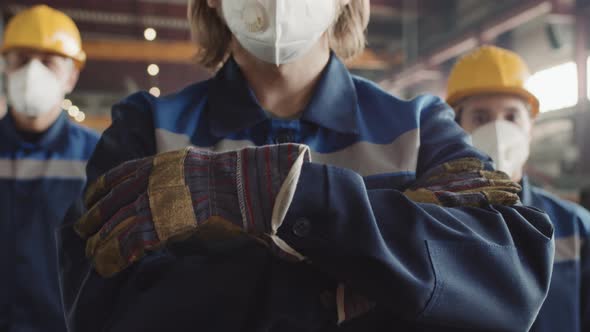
[
  {"x1": 575, "y1": 15, "x2": 588, "y2": 109},
  {"x1": 574, "y1": 14, "x2": 590, "y2": 173}
]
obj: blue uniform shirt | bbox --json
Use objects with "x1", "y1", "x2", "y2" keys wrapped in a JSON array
[
  {"x1": 59, "y1": 55, "x2": 554, "y2": 332},
  {"x1": 0, "y1": 112, "x2": 99, "y2": 332},
  {"x1": 522, "y1": 177, "x2": 590, "y2": 332}
]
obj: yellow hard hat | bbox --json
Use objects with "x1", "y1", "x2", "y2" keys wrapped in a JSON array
[
  {"x1": 1, "y1": 5, "x2": 86, "y2": 68},
  {"x1": 446, "y1": 45, "x2": 539, "y2": 117}
]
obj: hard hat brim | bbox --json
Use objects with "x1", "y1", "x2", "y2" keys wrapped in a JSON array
[
  {"x1": 446, "y1": 86, "x2": 540, "y2": 118},
  {"x1": 0, "y1": 44, "x2": 86, "y2": 69}
]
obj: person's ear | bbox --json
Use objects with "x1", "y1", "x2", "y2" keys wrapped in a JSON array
[{"x1": 64, "y1": 67, "x2": 80, "y2": 94}]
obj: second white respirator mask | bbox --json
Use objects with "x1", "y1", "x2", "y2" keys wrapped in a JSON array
[
  {"x1": 222, "y1": 0, "x2": 337, "y2": 65},
  {"x1": 470, "y1": 120, "x2": 530, "y2": 180},
  {"x1": 7, "y1": 59, "x2": 65, "y2": 118}
]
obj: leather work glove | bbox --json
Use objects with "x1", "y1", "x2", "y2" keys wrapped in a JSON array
[
  {"x1": 403, "y1": 157, "x2": 522, "y2": 207},
  {"x1": 75, "y1": 144, "x2": 310, "y2": 277}
]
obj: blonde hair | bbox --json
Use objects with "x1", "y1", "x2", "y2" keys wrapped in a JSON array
[{"x1": 188, "y1": 0, "x2": 369, "y2": 69}]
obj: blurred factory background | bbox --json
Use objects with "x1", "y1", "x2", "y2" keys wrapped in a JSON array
[{"x1": 1, "y1": 0, "x2": 590, "y2": 205}]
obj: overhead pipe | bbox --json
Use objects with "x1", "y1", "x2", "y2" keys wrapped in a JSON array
[
  {"x1": 381, "y1": 0, "x2": 557, "y2": 91},
  {"x1": 6, "y1": 4, "x2": 190, "y2": 30}
]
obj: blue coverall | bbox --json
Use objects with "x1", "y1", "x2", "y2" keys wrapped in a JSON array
[
  {"x1": 0, "y1": 111, "x2": 99, "y2": 331},
  {"x1": 59, "y1": 55, "x2": 554, "y2": 332},
  {"x1": 522, "y1": 176, "x2": 590, "y2": 332}
]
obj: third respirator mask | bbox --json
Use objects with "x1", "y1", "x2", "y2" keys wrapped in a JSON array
[
  {"x1": 7, "y1": 59, "x2": 66, "y2": 117},
  {"x1": 471, "y1": 120, "x2": 530, "y2": 180}
]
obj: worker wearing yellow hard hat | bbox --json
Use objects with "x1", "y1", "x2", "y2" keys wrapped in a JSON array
[
  {"x1": 2, "y1": 4, "x2": 87, "y2": 129},
  {"x1": 447, "y1": 45, "x2": 537, "y2": 182},
  {"x1": 448, "y1": 45, "x2": 590, "y2": 332},
  {"x1": 447, "y1": 45, "x2": 539, "y2": 119},
  {"x1": 0, "y1": 5, "x2": 99, "y2": 332},
  {"x1": 1, "y1": 4, "x2": 86, "y2": 68}
]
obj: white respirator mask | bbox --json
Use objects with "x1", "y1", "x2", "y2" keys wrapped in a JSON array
[
  {"x1": 470, "y1": 120, "x2": 530, "y2": 180},
  {"x1": 7, "y1": 59, "x2": 66, "y2": 118},
  {"x1": 222, "y1": 0, "x2": 337, "y2": 65}
]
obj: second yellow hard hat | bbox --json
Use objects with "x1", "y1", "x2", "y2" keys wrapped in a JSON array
[
  {"x1": 1, "y1": 5, "x2": 86, "y2": 68},
  {"x1": 446, "y1": 45, "x2": 539, "y2": 117}
]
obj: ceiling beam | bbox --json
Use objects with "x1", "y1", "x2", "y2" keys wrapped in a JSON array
[
  {"x1": 346, "y1": 49, "x2": 402, "y2": 70},
  {"x1": 83, "y1": 39, "x2": 398, "y2": 70},
  {"x1": 370, "y1": 4, "x2": 417, "y2": 19},
  {"x1": 83, "y1": 39, "x2": 197, "y2": 64},
  {"x1": 381, "y1": 0, "x2": 557, "y2": 91},
  {"x1": 481, "y1": 1, "x2": 552, "y2": 41},
  {"x1": 6, "y1": 4, "x2": 189, "y2": 30}
]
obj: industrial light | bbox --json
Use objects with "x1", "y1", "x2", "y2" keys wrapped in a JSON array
[
  {"x1": 147, "y1": 64, "x2": 160, "y2": 76},
  {"x1": 68, "y1": 105, "x2": 80, "y2": 117},
  {"x1": 526, "y1": 62, "x2": 578, "y2": 113},
  {"x1": 74, "y1": 111, "x2": 86, "y2": 123},
  {"x1": 149, "y1": 87, "x2": 161, "y2": 97},
  {"x1": 62, "y1": 99, "x2": 72, "y2": 110},
  {"x1": 144, "y1": 27, "x2": 157, "y2": 41}
]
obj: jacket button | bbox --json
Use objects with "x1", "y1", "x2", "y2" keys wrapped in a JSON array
[{"x1": 292, "y1": 218, "x2": 311, "y2": 238}]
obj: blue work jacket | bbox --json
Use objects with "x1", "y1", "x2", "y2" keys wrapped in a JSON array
[
  {"x1": 59, "y1": 55, "x2": 554, "y2": 332},
  {"x1": 0, "y1": 112, "x2": 99, "y2": 332},
  {"x1": 523, "y1": 177, "x2": 590, "y2": 332}
]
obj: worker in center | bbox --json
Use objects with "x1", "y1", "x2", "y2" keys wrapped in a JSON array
[
  {"x1": 59, "y1": 1, "x2": 554, "y2": 331},
  {"x1": 448, "y1": 45, "x2": 590, "y2": 332}
]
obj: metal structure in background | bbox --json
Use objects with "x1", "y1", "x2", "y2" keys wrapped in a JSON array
[
  {"x1": 381, "y1": 0, "x2": 559, "y2": 92},
  {"x1": 528, "y1": 0, "x2": 590, "y2": 202},
  {"x1": 518, "y1": 0, "x2": 590, "y2": 205},
  {"x1": 401, "y1": 0, "x2": 419, "y2": 69},
  {"x1": 574, "y1": 9, "x2": 590, "y2": 175}
]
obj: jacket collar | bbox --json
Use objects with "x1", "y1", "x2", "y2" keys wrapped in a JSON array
[{"x1": 207, "y1": 53, "x2": 360, "y2": 137}]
